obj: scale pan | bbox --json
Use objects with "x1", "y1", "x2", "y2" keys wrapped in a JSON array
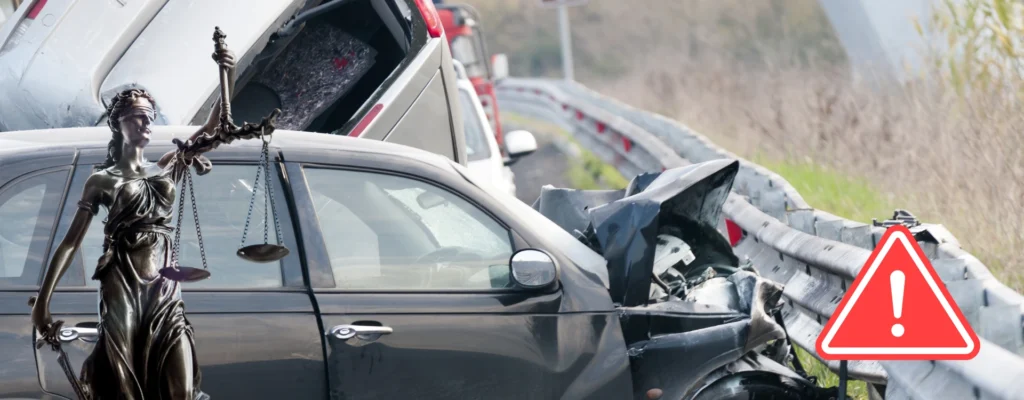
[
  {"x1": 237, "y1": 244, "x2": 290, "y2": 263},
  {"x1": 159, "y1": 266, "x2": 212, "y2": 283}
]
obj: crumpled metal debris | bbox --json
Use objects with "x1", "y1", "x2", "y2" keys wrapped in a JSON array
[{"x1": 531, "y1": 159, "x2": 741, "y2": 308}]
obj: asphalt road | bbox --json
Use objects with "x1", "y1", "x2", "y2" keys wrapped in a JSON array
[{"x1": 507, "y1": 124, "x2": 574, "y2": 205}]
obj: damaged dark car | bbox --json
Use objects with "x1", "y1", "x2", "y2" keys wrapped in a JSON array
[
  {"x1": 0, "y1": 123, "x2": 834, "y2": 399},
  {"x1": 529, "y1": 158, "x2": 840, "y2": 400}
]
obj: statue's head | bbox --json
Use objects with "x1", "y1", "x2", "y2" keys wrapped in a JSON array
[{"x1": 98, "y1": 89, "x2": 157, "y2": 170}]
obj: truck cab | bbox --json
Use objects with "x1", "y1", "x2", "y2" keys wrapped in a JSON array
[{"x1": 434, "y1": 1, "x2": 509, "y2": 157}]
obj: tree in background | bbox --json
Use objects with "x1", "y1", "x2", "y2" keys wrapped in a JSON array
[{"x1": 918, "y1": 0, "x2": 1024, "y2": 101}]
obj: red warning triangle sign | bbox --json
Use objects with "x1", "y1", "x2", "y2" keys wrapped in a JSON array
[{"x1": 816, "y1": 224, "x2": 980, "y2": 360}]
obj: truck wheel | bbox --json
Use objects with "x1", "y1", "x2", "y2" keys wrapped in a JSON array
[{"x1": 689, "y1": 371, "x2": 830, "y2": 400}]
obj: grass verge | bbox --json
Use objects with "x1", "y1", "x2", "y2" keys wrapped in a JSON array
[
  {"x1": 793, "y1": 347, "x2": 870, "y2": 400},
  {"x1": 751, "y1": 154, "x2": 899, "y2": 223},
  {"x1": 566, "y1": 142, "x2": 631, "y2": 190}
]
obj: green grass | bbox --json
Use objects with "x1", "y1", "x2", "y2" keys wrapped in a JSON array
[
  {"x1": 499, "y1": 111, "x2": 547, "y2": 130},
  {"x1": 793, "y1": 347, "x2": 871, "y2": 400},
  {"x1": 752, "y1": 154, "x2": 899, "y2": 223},
  {"x1": 565, "y1": 139, "x2": 631, "y2": 190}
]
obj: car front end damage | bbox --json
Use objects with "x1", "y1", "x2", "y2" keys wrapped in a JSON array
[{"x1": 532, "y1": 159, "x2": 841, "y2": 400}]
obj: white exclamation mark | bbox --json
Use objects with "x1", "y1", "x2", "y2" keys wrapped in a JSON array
[{"x1": 891, "y1": 270, "x2": 906, "y2": 337}]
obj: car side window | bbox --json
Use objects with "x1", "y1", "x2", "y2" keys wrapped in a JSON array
[
  {"x1": 304, "y1": 167, "x2": 514, "y2": 290},
  {"x1": 75, "y1": 164, "x2": 288, "y2": 289},
  {"x1": 0, "y1": 169, "x2": 69, "y2": 287},
  {"x1": 459, "y1": 89, "x2": 492, "y2": 162}
]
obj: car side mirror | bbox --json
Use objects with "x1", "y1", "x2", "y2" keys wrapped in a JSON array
[
  {"x1": 509, "y1": 249, "x2": 557, "y2": 289},
  {"x1": 503, "y1": 130, "x2": 537, "y2": 166},
  {"x1": 491, "y1": 53, "x2": 509, "y2": 81}
]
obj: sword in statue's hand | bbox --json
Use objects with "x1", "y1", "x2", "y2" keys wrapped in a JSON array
[{"x1": 27, "y1": 299, "x2": 91, "y2": 400}]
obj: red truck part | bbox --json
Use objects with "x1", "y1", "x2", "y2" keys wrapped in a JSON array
[{"x1": 436, "y1": 4, "x2": 506, "y2": 156}]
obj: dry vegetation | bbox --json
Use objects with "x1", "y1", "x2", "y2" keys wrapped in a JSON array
[{"x1": 453, "y1": 0, "x2": 1024, "y2": 290}]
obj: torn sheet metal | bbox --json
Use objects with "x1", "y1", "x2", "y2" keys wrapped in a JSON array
[{"x1": 531, "y1": 159, "x2": 742, "y2": 308}]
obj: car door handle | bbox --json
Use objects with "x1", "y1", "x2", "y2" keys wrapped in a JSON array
[
  {"x1": 327, "y1": 324, "x2": 393, "y2": 341},
  {"x1": 58, "y1": 327, "x2": 99, "y2": 343}
]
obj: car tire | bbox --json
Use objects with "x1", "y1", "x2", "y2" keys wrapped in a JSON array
[{"x1": 688, "y1": 371, "x2": 831, "y2": 400}]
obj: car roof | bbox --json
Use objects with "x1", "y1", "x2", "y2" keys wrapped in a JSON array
[{"x1": 0, "y1": 126, "x2": 460, "y2": 173}]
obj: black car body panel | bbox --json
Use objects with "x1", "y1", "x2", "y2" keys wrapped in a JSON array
[
  {"x1": 627, "y1": 320, "x2": 750, "y2": 399},
  {"x1": 32, "y1": 291, "x2": 327, "y2": 399},
  {"x1": 0, "y1": 127, "x2": 632, "y2": 400},
  {"x1": 282, "y1": 137, "x2": 630, "y2": 399}
]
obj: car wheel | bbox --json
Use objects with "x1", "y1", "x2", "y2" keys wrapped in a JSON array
[{"x1": 689, "y1": 371, "x2": 830, "y2": 400}]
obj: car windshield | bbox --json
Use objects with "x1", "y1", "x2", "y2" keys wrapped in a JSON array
[
  {"x1": 459, "y1": 89, "x2": 491, "y2": 162},
  {"x1": 450, "y1": 33, "x2": 488, "y2": 79}
]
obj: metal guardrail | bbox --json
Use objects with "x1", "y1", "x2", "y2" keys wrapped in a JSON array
[{"x1": 496, "y1": 77, "x2": 1024, "y2": 400}]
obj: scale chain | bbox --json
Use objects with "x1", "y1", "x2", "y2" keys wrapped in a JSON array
[
  {"x1": 239, "y1": 142, "x2": 265, "y2": 249},
  {"x1": 263, "y1": 141, "x2": 270, "y2": 246},
  {"x1": 264, "y1": 141, "x2": 283, "y2": 245},
  {"x1": 172, "y1": 158, "x2": 188, "y2": 266},
  {"x1": 187, "y1": 169, "x2": 209, "y2": 271},
  {"x1": 237, "y1": 133, "x2": 283, "y2": 250}
]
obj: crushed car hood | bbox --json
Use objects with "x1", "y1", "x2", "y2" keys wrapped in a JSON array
[{"x1": 532, "y1": 159, "x2": 741, "y2": 308}]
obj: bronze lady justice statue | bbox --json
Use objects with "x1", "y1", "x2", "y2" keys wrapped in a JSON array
[{"x1": 29, "y1": 28, "x2": 284, "y2": 400}]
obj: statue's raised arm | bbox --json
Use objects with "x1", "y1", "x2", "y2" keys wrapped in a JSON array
[{"x1": 157, "y1": 26, "x2": 282, "y2": 182}]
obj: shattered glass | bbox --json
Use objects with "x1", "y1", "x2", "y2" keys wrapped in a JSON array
[{"x1": 250, "y1": 21, "x2": 378, "y2": 131}]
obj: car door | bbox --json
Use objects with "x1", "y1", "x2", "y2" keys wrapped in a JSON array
[
  {"x1": 285, "y1": 152, "x2": 631, "y2": 400},
  {"x1": 0, "y1": 146, "x2": 75, "y2": 399},
  {"x1": 35, "y1": 147, "x2": 326, "y2": 399}
]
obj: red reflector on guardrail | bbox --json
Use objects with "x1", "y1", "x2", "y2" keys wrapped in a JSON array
[
  {"x1": 576, "y1": 111, "x2": 584, "y2": 120},
  {"x1": 596, "y1": 122, "x2": 606, "y2": 133},
  {"x1": 622, "y1": 138, "x2": 632, "y2": 152},
  {"x1": 725, "y1": 219, "x2": 742, "y2": 246}
]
